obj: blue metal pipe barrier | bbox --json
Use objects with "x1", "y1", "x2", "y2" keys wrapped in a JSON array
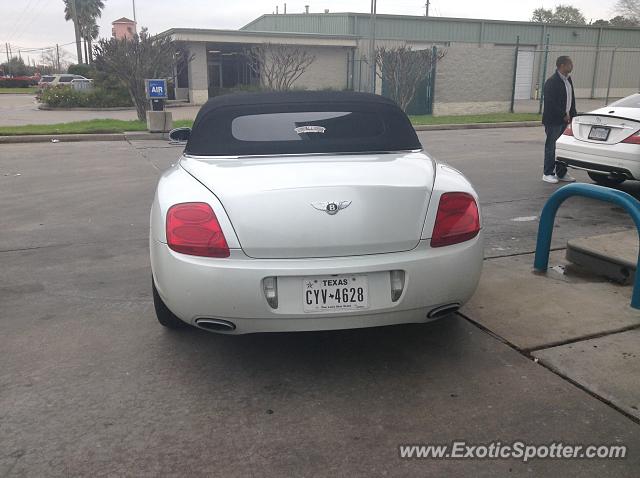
[{"x1": 534, "y1": 183, "x2": 640, "y2": 309}]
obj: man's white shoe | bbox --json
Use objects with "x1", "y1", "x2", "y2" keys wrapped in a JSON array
[
  {"x1": 557, "y1": 173, "x2": 576, "y2": 182},
  {"x1": 542, "y1": 174, "x2": 559, "y2": 184}
]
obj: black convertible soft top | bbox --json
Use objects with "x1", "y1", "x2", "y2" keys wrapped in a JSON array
[{"x1": 185, "y1": 91, "x2": 422, "y2": 157}]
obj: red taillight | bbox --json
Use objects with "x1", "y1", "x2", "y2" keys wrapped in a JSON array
[
  {"x1": 166, "y1": 202, "x2": 230, "y2": 257},
  {"x1": 622, "y1": 130, "x2": 640, "y2": 145},
  {"x1": 431, "y1": 192, "x2": 480, "y2": 248},
  {"x1": 563, "y1": 124, "x2": 574, "y2": 136}
]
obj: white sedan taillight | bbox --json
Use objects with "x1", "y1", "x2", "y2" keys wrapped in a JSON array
[
  {"x1": 430, "y1": 192, "x2": 480, "y2": 248},
  {"x1": 622, "y1": 130, "x2": 640, "y2": 145},
  {"x1": 166, "y1": 202, "x2": 230, "y2": 257}
]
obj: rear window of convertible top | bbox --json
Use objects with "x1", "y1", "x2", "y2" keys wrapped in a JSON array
[{"x1": 185, "y1": 104, "x2": 421, "y2": 157}]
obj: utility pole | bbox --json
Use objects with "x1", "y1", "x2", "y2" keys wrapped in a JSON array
[
  {"x1": 132, "y1": 0, "x2": 137, "y2": 28},
  {"x1": 425, "y1": 1, "x2": 430, "y2": 16},
  {"x1": 56, "y1": 44, "x2": 61, "y2": 73},
  {"x1": 71, "y1": 0, "x2": 83, "y2": 64},
  {"x1": 5, "y1": 43, "x2": 10, "y2": 76},
  {"x1": 369, "y1": 0, "x2": 377, "y2": 94}
]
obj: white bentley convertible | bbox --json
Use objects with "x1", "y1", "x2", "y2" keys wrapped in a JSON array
[{"x1": 150, "y1": 91, "x2": 483, "y2": 333}]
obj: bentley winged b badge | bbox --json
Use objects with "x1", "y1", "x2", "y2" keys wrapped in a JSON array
[{"x1": 311, "y1": 201, "x2": 352, "y2": 215}]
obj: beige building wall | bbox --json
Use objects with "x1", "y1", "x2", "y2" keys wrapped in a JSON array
[{"x1": 295, "y1": 46, "x2": 350, "y2": 90}]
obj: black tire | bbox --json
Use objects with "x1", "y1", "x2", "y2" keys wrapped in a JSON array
[
  {"x1": 587, "y1": 171, "x2": 625, "y2": 187},
  {"x1": 152, "y1": 279, "x2": 188, "y2": 329}
]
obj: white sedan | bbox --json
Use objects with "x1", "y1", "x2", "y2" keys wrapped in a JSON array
[
  {"x1": 556, "y1": 93, "x2": 640, "y2": 186},
  {"x1": 150, "y1": 91, "x2": 483, "y2": 334}
]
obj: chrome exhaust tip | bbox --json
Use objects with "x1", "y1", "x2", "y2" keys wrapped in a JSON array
[
  {"x1": 195, "y1": 318, "x2": 236, "y2": 332},
  {"x1": 427, "y1": 303, "x2": 460, "y2": 319}
]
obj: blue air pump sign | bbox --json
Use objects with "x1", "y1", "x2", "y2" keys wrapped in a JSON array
[{"x1": 145, "y1": 79, "x2": 168, "y2": 99}]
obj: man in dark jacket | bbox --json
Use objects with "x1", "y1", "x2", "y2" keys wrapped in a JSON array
[{"x1": 542, "y1": 56, "x2": 577, "y2": 183}]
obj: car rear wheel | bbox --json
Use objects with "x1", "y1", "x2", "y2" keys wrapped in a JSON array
[
  {"x1": 152, "y1": 278, "x2": 188, "y2": 329},
  {"x1": 587, "y1": 171, "x2": 625, "y2": 187}
]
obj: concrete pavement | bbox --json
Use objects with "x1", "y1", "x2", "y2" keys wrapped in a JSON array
[
  {"x1": 1, "y1": 133, "x2": 639, "y2": 476},
  {"x1": 0, "y1": 94, "x2": 199, "y2": 126}
]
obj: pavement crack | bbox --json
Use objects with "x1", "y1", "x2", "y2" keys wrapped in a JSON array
[
  {"x1": 535, "y1": 359, "x2": 640, "y2": 426},
  {"x1": 484, "y1": 247, "x2": 565, "y2": 260},
  {"x1": 481, "y1": 196, "x2": 549, "y2": 206},
  {"x1": 458, "y1": 310, "x2": 640, "y2": 426},
  {"x1": 0, "y1": 237, "x2": 148, "y2": 254},
  {"x1": 125, "y1": 137, "x2": 161, "y2": 172},
  {"x1": 524, "y1": 324, "x2": 640, "y2": 354}
]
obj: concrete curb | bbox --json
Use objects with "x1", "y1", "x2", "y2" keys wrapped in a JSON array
[
  {"x1": 413, "y1": 121, "x2": 541, "y2": 131},
  {"x1": 566, "y1": 230, "x2": 638, "y2": 285},
  {"x1": 0, "y1": 121, "x2": 541, "y2": 144},
  {"x1": 0, "y1": 132, "x2": 168, "y2": 144},
  {"x1": 36, "y1": 101, "x2": 192, "y2": 112}
]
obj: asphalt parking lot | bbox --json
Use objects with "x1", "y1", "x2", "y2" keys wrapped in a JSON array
[{"x1": 1, "y1": 128, "x2": 639, "y2": 476}]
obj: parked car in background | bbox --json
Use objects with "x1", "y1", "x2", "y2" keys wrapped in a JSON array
[
  {"x1": 37, "y1": 74, "x2": 89, "y2": 89},
  {"x1": 150, "y1": 91, "x2": 484, "y2": 334},
  {"x1": 556, "y1": 93, "x2": 640, "y2": 186}
]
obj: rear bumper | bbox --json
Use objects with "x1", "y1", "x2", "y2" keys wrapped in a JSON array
[
  {"x1": 150, "y1": 235, "x2": 484, "y2": 334},
  {"x1": 556, "y1": 156, "x2": 635, "y2": 179},
  {"x1": 556, "y1": 137, "x2": 640, "y2": 179}
]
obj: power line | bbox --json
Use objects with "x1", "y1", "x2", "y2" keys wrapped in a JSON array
[
  {"x1": 5, "y1": 0, "x2": 38, "y2": 42},
  {"x1": 10, "y1": 0, "x2": 49, "y2": 44},
  {"x1": 8, "y1": 41, "x2": 76, "y2": 53}
]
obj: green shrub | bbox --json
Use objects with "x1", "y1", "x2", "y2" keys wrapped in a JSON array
[
  {"x1": 0, "y1": 78, "x2": 32, "y2": 88},
  {"x1": 40, "y1": 86, "x2": 87, "y2": 107},
  {"x1": 40, "y1": 86, "x2": 133, "y2": 108},
  {"x1": 85, "y1": 87, "x2": 132, "y2": 107},
  {"x1": 67, "y1": 64, "x2": 95, "y2": 78}
]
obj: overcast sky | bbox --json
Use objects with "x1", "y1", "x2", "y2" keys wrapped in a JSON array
[{"x1": 1, "y1": 0, "x2": 621, "y2": 65}]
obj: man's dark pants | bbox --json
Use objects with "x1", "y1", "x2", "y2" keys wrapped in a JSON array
[{"x1": 544, "y1": 123, "x2": 567, "y2": 177}]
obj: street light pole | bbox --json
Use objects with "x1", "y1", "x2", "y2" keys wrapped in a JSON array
[
  {"x1": 132, "y1": 0, "x2": 137, "y2": 27},
  {"x1": 369, "y1": 0, "x2": 377, "y2": 94}
]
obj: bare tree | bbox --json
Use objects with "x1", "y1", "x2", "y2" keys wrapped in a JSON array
[
  {"x1": 93, "y1": 28, "x2": 192, "y2": 120},
  {"x1": 375, "y1": 45, "x2": 446, "y2": 112},
  {"x1": 246, "y1": 44, "x2": 315, "y2": 91},
  {"x1": 616, "y1": 0, "x2": 640, "y2": 21}
]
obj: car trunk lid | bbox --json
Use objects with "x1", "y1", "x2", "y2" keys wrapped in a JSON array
[
  {"x1": 180, "y1": 152, "x2": 435, "y2": 259},
  {"x1": 573, "y1": 108, "x2": 640, "y2": 145}
]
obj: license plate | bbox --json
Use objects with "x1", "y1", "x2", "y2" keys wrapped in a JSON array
[
  {"x1": 588, "y1": 126, "x2": 610, "y2": 141},
  {"x1": 303, "y1": 274, "x2": 369, "y2": 312}
]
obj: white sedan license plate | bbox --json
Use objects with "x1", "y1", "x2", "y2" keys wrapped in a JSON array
[
  {"x1": 588, "y1": 126, "x2": 610, "y2": 141},
  {"x1": 303, "y1": 274, "x2": 369, "y2": 312}
]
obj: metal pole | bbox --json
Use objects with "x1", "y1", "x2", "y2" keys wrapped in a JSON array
[
  {"x1": 538, "y1": 34, "x2": 550, "y2": 115},
  {"x1": 132, "y1": 0, "x2": 137, "y2": 25},
  {"x1": 590, "y1": 28, "x2": 602, "y2": 99},
  {"x1": 605, "y1": 47, "x2": 617, "y2": 106},
  {"x1": 425, "y1": 0, "x2": 430, "y2": 16},
  {"x1": 369, "y1": 0, "x2": 377, "y2": 94},
  {"x1": 510, "y1": 36, "x2": 520, "y2": 113},
  {"x1": 5, "y1": 43, "x2": 10, "y2": 76}
]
